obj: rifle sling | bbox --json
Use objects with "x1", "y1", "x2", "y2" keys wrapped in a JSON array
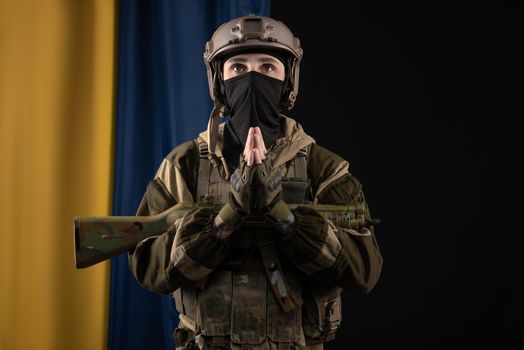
[{"x1": 256, "y1": 230, "x2": 297, "y2": 313}]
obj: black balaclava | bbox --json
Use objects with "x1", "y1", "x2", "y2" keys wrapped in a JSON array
[{"x1": 221, "y1": 70, "x2": 286, "y2": 169}]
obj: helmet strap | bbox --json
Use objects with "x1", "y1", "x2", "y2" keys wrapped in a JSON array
[{"x1": 207, "y1": 102, "x2": 222, "y2": 156}]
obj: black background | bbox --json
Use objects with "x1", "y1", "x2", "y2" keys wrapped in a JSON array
[{"x1": 273, "y1": 1, "x2": 523, "y2": 349}]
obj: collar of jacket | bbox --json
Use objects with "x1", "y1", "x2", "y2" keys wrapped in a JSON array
[{"x1": 198, "y1": 115, "x2": 316, "y2": 177}]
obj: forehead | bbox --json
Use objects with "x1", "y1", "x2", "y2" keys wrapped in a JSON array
[{"x1": 223, "y1": 53, "x2": 282, "y2": 65}]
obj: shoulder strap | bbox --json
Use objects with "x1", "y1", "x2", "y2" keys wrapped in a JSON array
[
  {"x1": 196, "y1": 140, "x2": 211, "y2": 203},
  {"x1": 196, "y1": 139, "x2": 226, "y2": 203},
  {"x1": 282, "y1": 145, "x2": 311, "y2": 204},
  {"x1": 294, "y1": 145, "x2": 309, "y2": 180}
]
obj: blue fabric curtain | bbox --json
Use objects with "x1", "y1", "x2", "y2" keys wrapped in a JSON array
[{"x1": 109, "y1": 1, "x2": 270, "y2": 349}]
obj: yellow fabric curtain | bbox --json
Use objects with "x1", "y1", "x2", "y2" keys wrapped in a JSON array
[{"x1": 0, "y1": 1, "x2": 115, "y2": 349}]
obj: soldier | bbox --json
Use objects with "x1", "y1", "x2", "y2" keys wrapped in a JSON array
[{"x1": 129, "y1": 14, "x2": 383, "y2": 350}]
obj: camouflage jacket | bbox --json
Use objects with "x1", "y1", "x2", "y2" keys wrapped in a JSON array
[{"x1": 129, "y1": 116, "x2": 383, "y2": 348}]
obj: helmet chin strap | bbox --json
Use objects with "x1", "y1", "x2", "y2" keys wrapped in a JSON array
[{"x1": 206, "y1": 102, "x2": 222, "y2": 157}]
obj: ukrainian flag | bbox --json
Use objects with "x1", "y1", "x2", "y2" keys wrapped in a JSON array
[{"x1": 0, "y1": 1, "x2": 268, "y2": 349}]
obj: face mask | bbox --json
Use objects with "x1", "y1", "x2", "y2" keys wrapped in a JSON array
[{"x1": 222, "y1": 71, "x2": 284, "y2": 168}]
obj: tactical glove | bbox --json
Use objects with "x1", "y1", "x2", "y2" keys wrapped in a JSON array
[
  {"x1": 217, "y1": 156, "x2": 254, "y2": 230},
  {"x1": 254, "y1": 156, "x2": 294, "y2": 233}
]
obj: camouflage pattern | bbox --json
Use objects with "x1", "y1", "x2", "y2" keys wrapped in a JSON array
[
  {"x1": 74, "y1": 202, "x2": 193, "y2": 268},
  {"x1": 127, "y1": 116, "x2": 383, "y2": 349},
  {"x1": 198, "y1": 271, "x2": 232, "y2": 336},
  {"x1": 231, "y1": 272, "x2": 267, "y2": 344}
]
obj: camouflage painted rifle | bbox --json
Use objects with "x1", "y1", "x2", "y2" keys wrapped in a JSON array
[{"x1": 74, "y1": 202, "x2": 379, "y2": 269}]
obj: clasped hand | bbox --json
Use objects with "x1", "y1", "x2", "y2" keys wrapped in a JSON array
[
  {"x1": 217, "y1": 126, "x2": 292, "y2": 233},
  {"x1": 229, "y1": 127, "x2": 282, "y2": 215}
]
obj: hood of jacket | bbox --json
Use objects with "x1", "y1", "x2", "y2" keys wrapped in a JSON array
[{"x1": 198, "y1": 115, "x2": 315, "y2": 177}]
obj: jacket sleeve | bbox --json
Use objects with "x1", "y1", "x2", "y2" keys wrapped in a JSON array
[
  {"x1": 276, "y1": 146, "x2": 383, "y2": 293},
  {"x1": 128, "y1": 142, "x2": 230, "y2": 294}
]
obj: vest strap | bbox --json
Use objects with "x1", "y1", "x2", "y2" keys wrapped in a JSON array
[{"x1": 256, "y1": 231, "x2": 297, "y2": 313}]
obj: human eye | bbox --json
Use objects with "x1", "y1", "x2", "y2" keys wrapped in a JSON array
[
  {"x1": 231, "y1": 64, "x2": 247, "y2": 74},
  {"x1": 261, "y1": 64, "x2": 274, "y2": 73}
]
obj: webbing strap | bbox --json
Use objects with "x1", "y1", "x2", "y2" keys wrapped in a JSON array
[
  {"x1": 197, "y1": 157, "x2": 211, "y2": 203},
  {"x1": 196, "y1": 139, "x2": 226, "y2": 204},
  {"x1": 256, "y1": 231, "x2": 297, "y2": 313},
  {"x1": 196, "y1": 140, "x2": 211, "y2": 202},
  {"x1": 284, "y1": 146, "x2": 307, "y2": 179},
  {"x1": 294, "y1": 146, "x2": 308, "y2": 180}
]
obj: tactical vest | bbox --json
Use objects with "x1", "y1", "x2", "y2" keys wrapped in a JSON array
[{"x1": 172, "y1": 140, "x2": 342, "y2": 350}]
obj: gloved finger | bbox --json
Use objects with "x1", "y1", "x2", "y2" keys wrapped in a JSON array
[{"x1": 241, "y1": 161, "x2": 255, "y2": 183}]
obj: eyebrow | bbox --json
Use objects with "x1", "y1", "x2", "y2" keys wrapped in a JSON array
[{"x1": 225, "y1": 56, "x2": 281, "y2": 64}]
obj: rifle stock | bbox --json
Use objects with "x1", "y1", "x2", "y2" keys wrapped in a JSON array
[{"x1": 74, "y1": 202, "x2": 379, "y2": 269}]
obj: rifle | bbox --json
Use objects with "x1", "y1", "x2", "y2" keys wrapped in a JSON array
[{"x1": 74, "y1": 202, "x2": 380, "y2": 269}]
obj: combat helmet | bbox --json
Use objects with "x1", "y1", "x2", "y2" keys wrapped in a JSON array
[{"x1": 204, "y1": 14, "x2": 303, "y2": 110}]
